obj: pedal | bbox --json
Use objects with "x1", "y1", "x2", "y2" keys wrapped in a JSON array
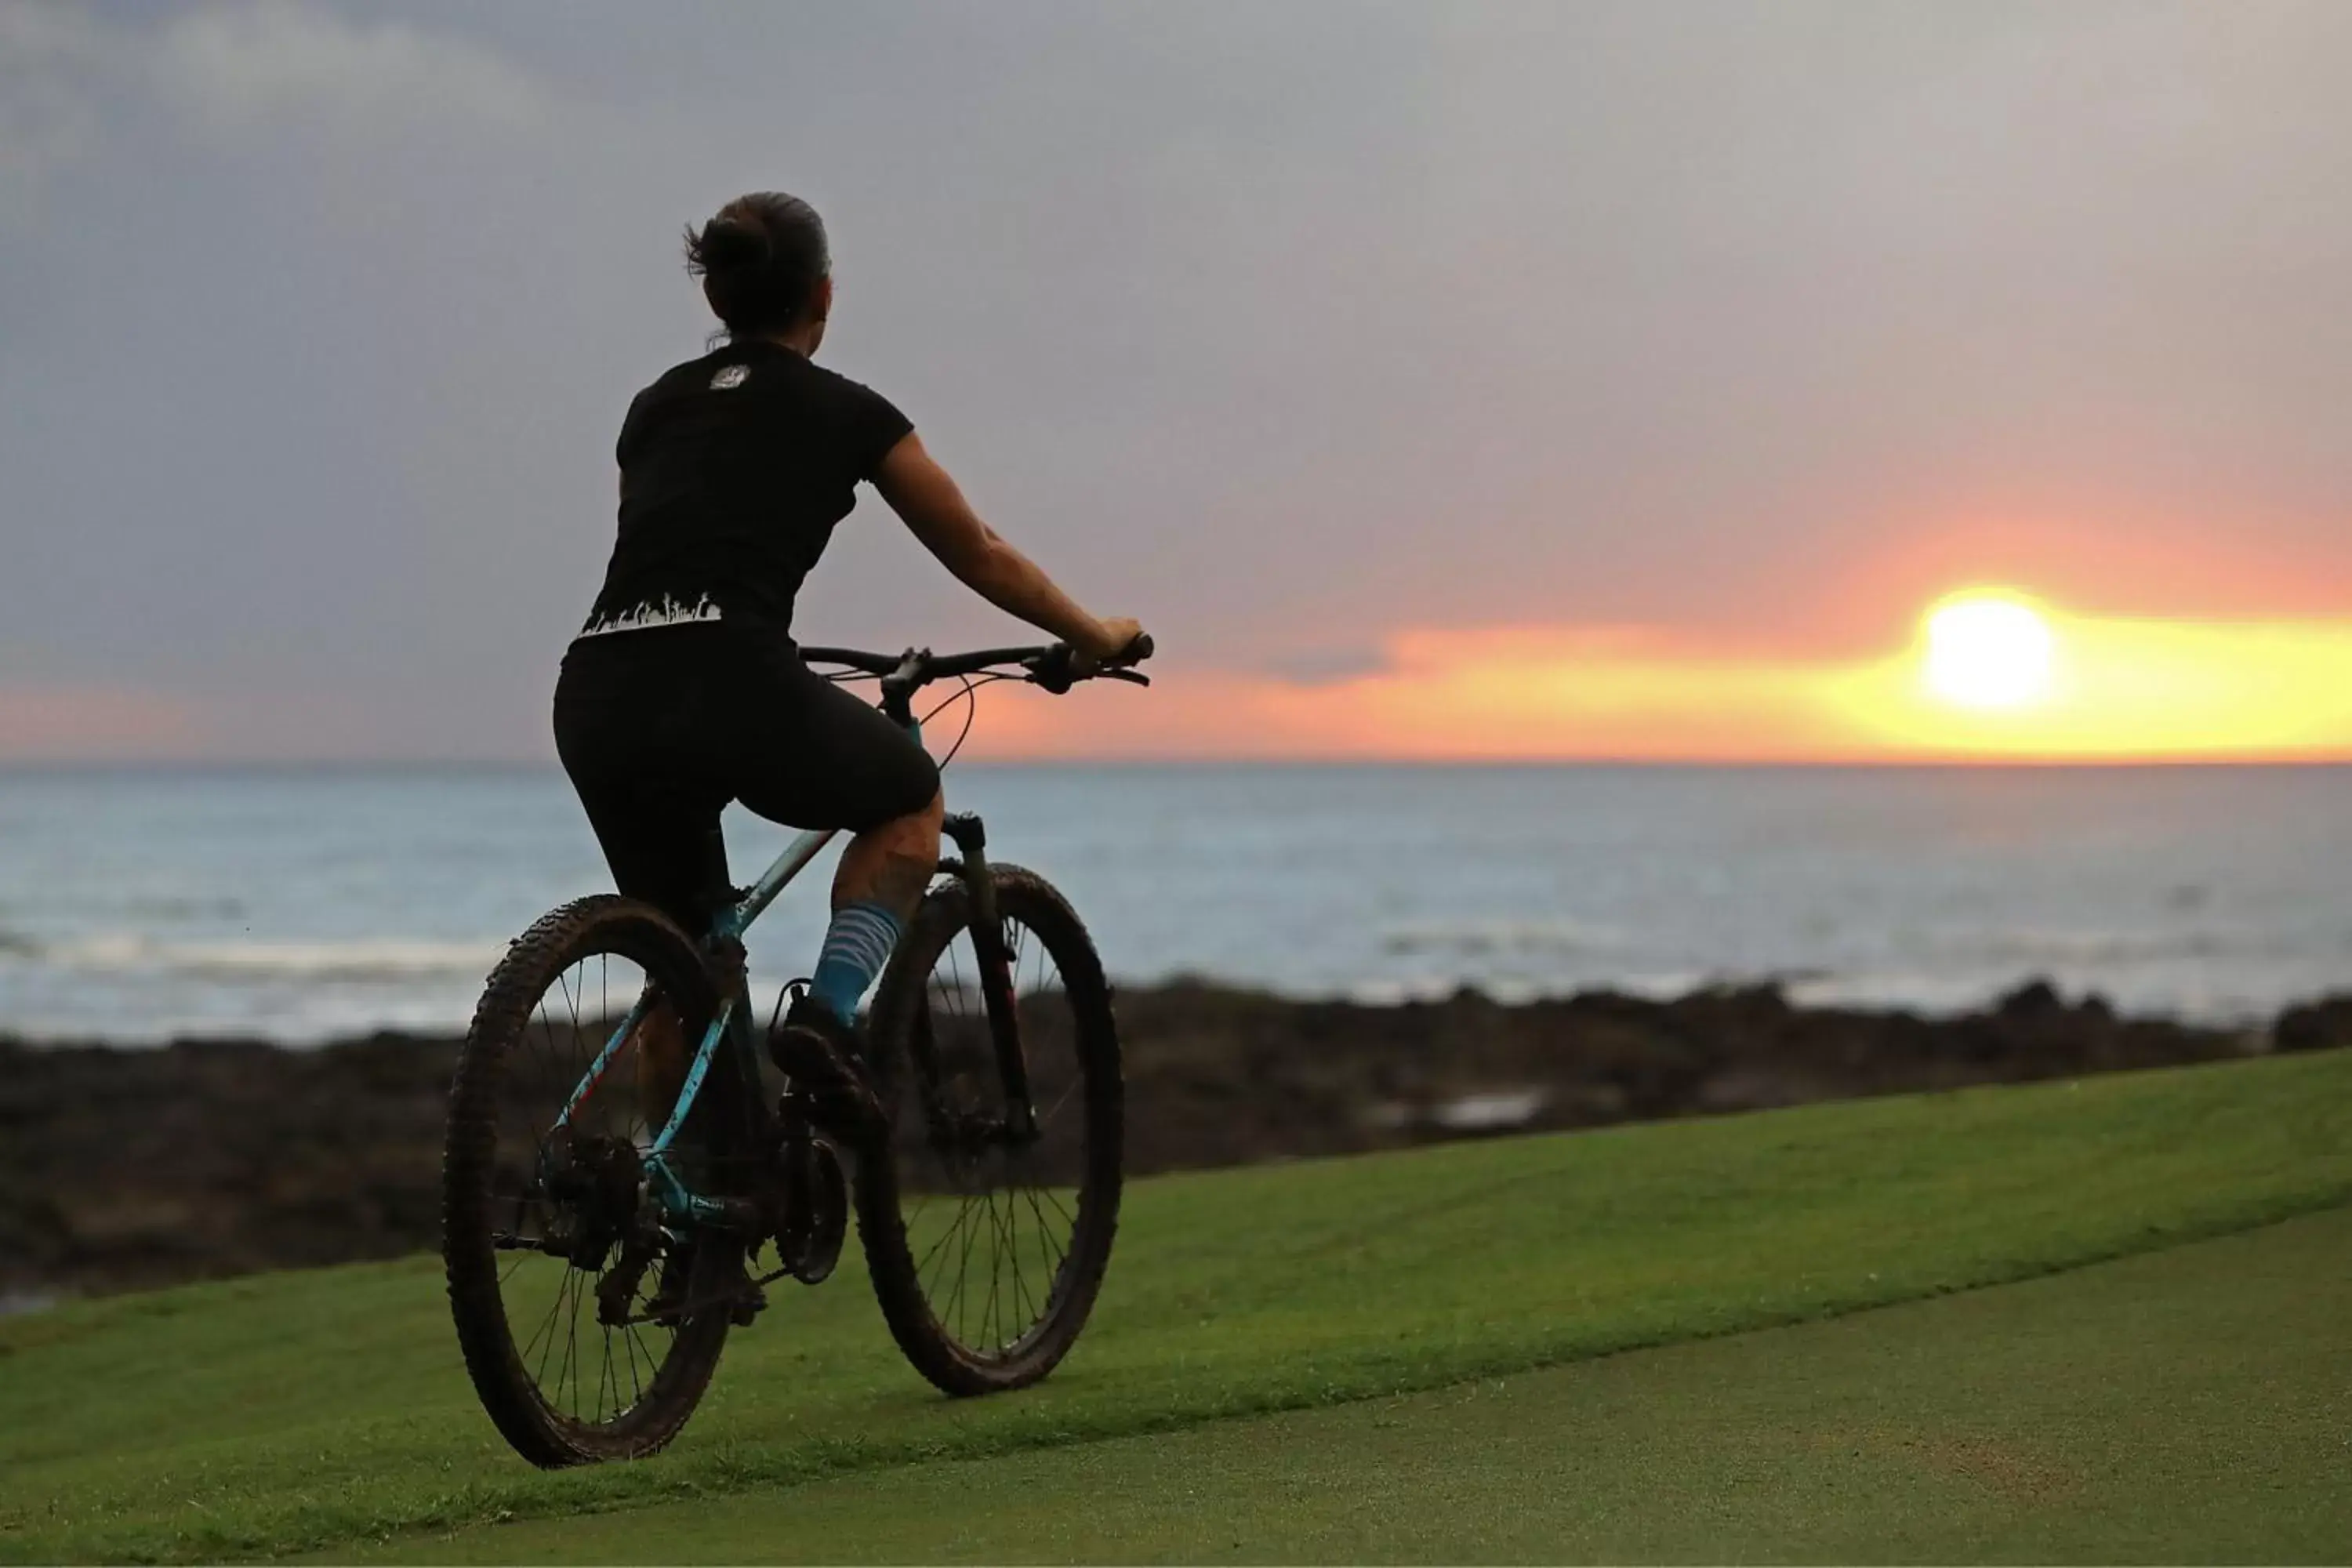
[{"x1": 769, "y1": 996, "x2": 889, "y2": 1140}]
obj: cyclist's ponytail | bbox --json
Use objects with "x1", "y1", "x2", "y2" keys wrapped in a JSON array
[{"x1": 684, "y1": 192, "x2": 829, "y2": 339}]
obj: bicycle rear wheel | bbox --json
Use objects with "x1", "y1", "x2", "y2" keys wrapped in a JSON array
[
  {"x1": 858, "y1": 865, "x2": 1124, "y2": 1396},
  {"x1": 442, "y1": 895, "x2": 741, "y2": 1466}
]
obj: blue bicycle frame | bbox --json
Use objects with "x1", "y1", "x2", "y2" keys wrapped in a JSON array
[{"x1": 550, "y1": 823, "x2": 839, "y2": 1226}]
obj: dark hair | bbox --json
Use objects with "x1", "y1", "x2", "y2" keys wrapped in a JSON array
[{"x1": 683, "y1": 192, "x2": 829, "y2": 339}]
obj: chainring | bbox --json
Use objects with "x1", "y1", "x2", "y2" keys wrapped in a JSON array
[{"x1": 775, "y1": 1129, "x2": 850, "y2": 1285}]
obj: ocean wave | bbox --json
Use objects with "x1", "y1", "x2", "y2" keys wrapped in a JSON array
[
  {"x1": 1908, "y1": 926, "x2": 2248, "y2": 965},
  {"x1": 1788, "y1": 970, "x2": 2051, "y2": 1015},
  {"x1": 40, "y1": 935, "x2": 505, "y2": 983},
  {"x1": 1380, "y1": 917, "x2": 1622, "y2": 957},
  {"x1": 1334, "y1": 968, "x2": 1710, "y2": 1007},
  {"x1": 120, "y1": 895, "x2": 249, "y2": 921}
]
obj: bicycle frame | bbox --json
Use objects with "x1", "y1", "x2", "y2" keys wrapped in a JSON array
[
  {"x1": 550, "y1": 823, "x2": 839, "y2": 1227},
  {"x1": 548, "y1": 780, "x2": 1036, "y2": 1239}
]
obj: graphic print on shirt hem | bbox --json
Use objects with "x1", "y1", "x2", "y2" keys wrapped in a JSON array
[{"x1": 576, "y1": 593, "x2": 723, "y2": 640}]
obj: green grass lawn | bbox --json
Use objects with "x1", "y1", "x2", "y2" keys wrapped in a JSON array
[
  {"x1": 343, "y1": 1204, "x2": 2352, "y2": 1565},
  {"x1": 3, "y1": 1049, "x2": 2348, "y2": 1564}
]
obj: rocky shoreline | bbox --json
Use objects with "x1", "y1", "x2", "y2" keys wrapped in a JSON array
[{"x1": 6, "y1": 980, "x2": 2347, "y2": 1302}]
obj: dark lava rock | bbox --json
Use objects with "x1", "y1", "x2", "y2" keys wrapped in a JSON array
[
  {"x1": 1, "y1": 977, "x2": 2328, "y2": 1299},
  {"x1": 2275, "y1": 993, "x2": 2352, "y2": 1054}
]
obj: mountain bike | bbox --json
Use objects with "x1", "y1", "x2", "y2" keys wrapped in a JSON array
[{"x1": 441, "y1": 637, "x2": 1151, "y2": 1467}]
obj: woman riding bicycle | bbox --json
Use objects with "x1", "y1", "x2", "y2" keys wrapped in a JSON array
[{"x1": 555, "y1": 191, "x2": 1144, "y2": 1127}]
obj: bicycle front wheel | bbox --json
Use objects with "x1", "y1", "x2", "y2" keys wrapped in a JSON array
[{"x1": 858, "y1": 865, "x2": 1124, "y2": 1396}]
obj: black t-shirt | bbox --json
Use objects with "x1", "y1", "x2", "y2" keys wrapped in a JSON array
[{"x1": 579, "y1": 339, "x2": 913, "y2": 642}]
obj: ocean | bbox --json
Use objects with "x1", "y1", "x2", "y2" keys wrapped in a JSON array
[{"x1": 1, "y1": 764, "x2": 2345, "y2": 1044}]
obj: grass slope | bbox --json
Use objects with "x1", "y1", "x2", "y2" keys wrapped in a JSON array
[
  {"x1": 2, "y1": 1050, "x2": 2348, "y2": 1563},
  {"x1": 347, "y1": 1205, "x2": 2352, "y2": 1564}
]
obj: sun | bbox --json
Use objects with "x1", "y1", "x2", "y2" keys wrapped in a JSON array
[{"x1": 1920, "y1": 592, "x2": 2058, "y2": 710}]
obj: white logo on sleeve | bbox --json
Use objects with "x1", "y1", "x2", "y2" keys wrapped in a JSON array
[{"x1": 710, "y1": 364, "x2": 750, "y2": 390}]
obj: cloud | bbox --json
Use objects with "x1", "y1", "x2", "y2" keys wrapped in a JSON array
[
  {"x1": 0, "y1": 4, "x2": 114, "y2": 205},
  {"x1": 152, "y1": 2, "x2": 551, "y2": 138},
  {"x1": 0, "y1": 0, "x2": 550, "y2": 210}
]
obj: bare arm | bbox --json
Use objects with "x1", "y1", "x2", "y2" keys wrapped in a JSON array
[{"x1": 873, "y1": 433, "x2": 1141, "y2": 659}]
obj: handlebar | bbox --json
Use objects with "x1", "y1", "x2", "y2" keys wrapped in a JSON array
[{"x1": 799, "y1": 632, "x2": 1154, "y2": 699}]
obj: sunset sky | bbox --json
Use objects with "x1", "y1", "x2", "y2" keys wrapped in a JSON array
[{"x1": 3, "y1": 2, "x2": 2349, "y2": 763}]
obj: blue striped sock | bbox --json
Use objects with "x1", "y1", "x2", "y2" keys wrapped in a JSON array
[{"x1": 808, "y1": 901, "x2": 902, "y2": 1023}]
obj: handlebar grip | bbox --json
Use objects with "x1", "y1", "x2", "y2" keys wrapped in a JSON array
[{"x1": 1025, "y1": 634, "x2": 1150, "y2": 693}]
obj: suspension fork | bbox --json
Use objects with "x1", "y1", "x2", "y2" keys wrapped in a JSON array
[{"x1": 944, "y1": 811, "x2": 1037, "y2": 1142}]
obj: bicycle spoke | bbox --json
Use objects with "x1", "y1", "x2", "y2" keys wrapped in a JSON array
[
  {"x1": 995, "y1": 1191, "x2": 1033, "y2": 1346},
  {"x1": 1036, "y1": 1077, "x2": 1081, "y2": 1133},
  {"x1": 913, "y1": 1196, "x2": 975, "y2": 1284},
  {"x1": 552, "y1": 1266, "x2": 579, "y2": 1418},
  {"x1": 523, "y1": 1269, "x2": 563, "y2": 1373},
  {"x1": 625, "y1": 1320, "x2": 661, "y2": 1403},
  {"x1": 892, "y1": 907, "x2": 1092, "y2": 1363},
  {"x1": 568, "y1": 1269, "x2": 586, "y2": 1419},
  {"x1": 978, "y1": 1195, "x2": 1000, "y2": 1351},
  {"x1": 1023, "y1": 1185, "x2": 1067, "y2": 1284},
  {"x1": 953, "y1": 1193, "x2": 984, "y2": 1343},
  {"x1": 479, "y1": 942, "x2": 706, "y2": 1438},
  {"x1": 622, "y1": 1319, "x2": 647, "y2": 1406}
]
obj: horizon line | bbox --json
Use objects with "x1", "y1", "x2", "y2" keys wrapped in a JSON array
[{"x1": 5, "y1": 753, "x2": 2351, "y2": 774}]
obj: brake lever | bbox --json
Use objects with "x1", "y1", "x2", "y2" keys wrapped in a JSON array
[{"x1": 1103, "y1": 668, "x2": 1151, "y2": 686}]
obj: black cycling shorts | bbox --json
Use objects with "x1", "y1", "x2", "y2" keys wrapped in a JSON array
[{"x1": 553, "y1": 622, "x2": 940, "y2": 931}]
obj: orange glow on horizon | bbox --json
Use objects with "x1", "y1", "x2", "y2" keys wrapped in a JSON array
[{"x1": 961, "y1": 593, "x2": 2352, "y2": 764}]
